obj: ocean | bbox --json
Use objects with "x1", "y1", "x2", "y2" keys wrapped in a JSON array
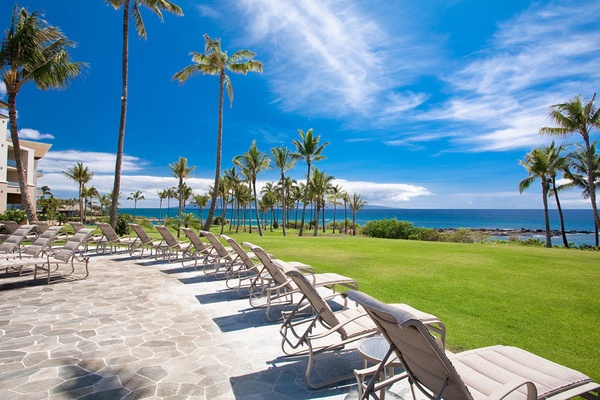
[{"x1": 118, "y1": 207, "x2": 598, "y2": 247}]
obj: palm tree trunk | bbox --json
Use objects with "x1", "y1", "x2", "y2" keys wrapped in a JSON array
[
  {"x1": 322, "y1": 203, "x2": 326, "y2": 233},
  {"x1": 352, "y1": 211, "x2": 357, "y2": 236},
  {"x1": 299, "y1": 163, "x2": 311, "y2": 236},
  {"x1": 252, "y1": 179, "x2": 263, "y2": 236},
  {"x1": 344, "y1": 200, "x2": 348, "y2": 233},
  {"x1": 281, "y1": 171, "x2": 287, "y2": 236},
  {"x1": 313, "y1": 203, "x2": 320, "y2": 236},
  {"x1": 110, "y1": 0, "x2": 130, "y2": 229},
  {"x1": 332, "y1": 203, "x2": 337, "y2": 234},
  {"x1": 79, "y1": 183, "x2": 84, "y2": 223},
  {"x1": 552, "y1": 178, "x2": 568, "y2": 247},
  {"x1": 584, "y1": 138, "x2": 600, "y2": 244},
  {"x1": 542, "y1": 181, "x2": 552, "y2": 248},
  {"x1": 203, "y1": 72, "x2": 225, "y2": 230},
  {"x1": 7, "y1": 93, "x2": 37, "y2": 223}
]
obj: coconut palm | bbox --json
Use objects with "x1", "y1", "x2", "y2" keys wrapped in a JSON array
[
  {"x1": 519, "y1": 147, "x2": 553, "y2": 248},
  {"x1": 98, "y1": 193, "x2": 111, "y2": 215},
  {"x1": 271, "y1": 146, "x2": 296, "y2": 236},
  {"x1": 165, "y1": 187, "x2": 176, "y2": 218},
  {"x1": 173, "y1": 34, "x2": 263, "y2": 231},
  {"x1": 84, "y1": 186, "x2": 99, "y2": 218},
  {"x1": 157, "y1": 189, "x2": 168, "y2": 221},
  {"x1": 292, "y1": 128, "x2": 329, "y2": 236},
  {"x1": 328, "y1": 185, "x2": 345, "y2": 234},
  {"x1": 540, "y1": 94, "x2": 600, "y2": 236},
  {"x1": 261, "y1": 181, "x2": 278, "y2": 232},
  {"x1": 63, "y1": 162, "x2": 94, "y2": 223},
  {"x1": 169, "y1": 157, "x2": 194, "y2": 237},
  {"x1": 544, "y1": 142, "x2": 570, "y2": 247},
  {"x1": 563, "y1": 142, "x2": 600, "y2": 245},
  {"x1": 348, "y1": 193, "x2": 367, "y2": 236},
  {"x1": 190, "y1": 193, "x2": 210, "y2": 227},
  {"x1": 1, "y1": 6, "x2": 87, "y2": 223},
  {"x1": 127, "y1": 190, "x2": 145, "y2": 217},
  {"x1": 107, "y1": 0, "x2": 182, "y2": 228},
  {"x1": 233, "y1": 141, "x2": 271, "y2": 236},
  {"x1": 310, "y1": 168, "x2": 334, "y2": 236}
]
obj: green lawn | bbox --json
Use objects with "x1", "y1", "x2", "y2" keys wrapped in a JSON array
[{"x1": 206, "y1": 227, "x2": 600, "y2": 382}]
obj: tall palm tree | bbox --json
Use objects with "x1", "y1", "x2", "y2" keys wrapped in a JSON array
[
  {"x1": 271, "y1": 146, "x2": 296, "y2": 236},
  {"x1": 310, "y1": 168, "x2": 334, "y2": 236},
  {"x1": 173, "y1": 34, "x2": 262, "y2": 230},
  {"x1": 190, "y1": 193, "x2": 210, "y2": 227},
  {"x1": 261, "y1": 181, "x2": 278, "y2": 232},
  {"x1": 107, "y1": 0, "x2": 183, "y2": 229},
  {"x1": 519, "y1": 147, "x2": 553, "y2": 248},
  {"x1": 540, "y1": 94, "x2": 600, "y2": 235},
  {"x1": 165, "y1": 187, "x2": 176, "y2": 218},
  {"x1": 563, "y1": 142, "x2": 600, "y2": 245},
  {"x1": 292, "y1": 128, "x2": 329, "y2": 236},
  {"x1": 173, "y1": 34, "x2": 263, "y2": 231},
  {"x1": 1, "y1": 6, "x2": 86, "y2": 223},
  {"x1": 328, "y1": 185, "x2": 345, "y2": 234},
  {"x1": 169, "y1": 157, "x2": 194, "y2": 237},
  {"x1": 62, "y1": 162, "x2": 94, "y2": 223},
  {"x1": 348, "y1": 193, "x2": 367, "y2": 236},
  {"x1": 168, "y1": 157, "x2": 194, "y2": 221},
  {"x1": 98, "y1": 193, "x2": 111, "y2": 215},
  {"x1": 233, "y1": 140, "x2": 270, "y2": 236},
  {"x1": 157, "y1": 189, "x2": 167, "y2": 221},
  {"x1": 84, "y1": 186, "x2": 99, "y2": 218},
  {"x1": 127, "y1": 190, "x2": 145, "y2": 217},
  {"x1": 545, "y1": 141, "x2": 570, "y2": 247}
]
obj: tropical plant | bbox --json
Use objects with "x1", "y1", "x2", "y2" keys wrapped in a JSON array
[
  {"x1": 83, "y1": 186, "x2": 99, "y2": 218},
  {"x1": 310, "y1": 168, "x2": 334, "y2": 236},
  {"x1": 165, "y1": 187, "x2": 176, "y2": 218},
  {"x1": 127, "y1": 190, "x2": 145, "y2": 217},
  {"x1": 168, "y1": 156, "x2": 194, "y2": 236},
  {"x1": 540, "y1": 94, "x2": 600, "y2": 236},
  {"x1": 328, "y1": 185, "x2": 345, "y2": 234},
  {"x1": 179, "y1": 212, "x2": 200, "y2": 230},
  {"x1": 1, "y1": 6, "x2": 86, "y2": 222},
  {"x1": 98, "y1": 193, "x2": 112, "y2": 215},
  {"x1": 544, "y1": 141, "x2": 570, "y2": 247},
  {"x1": 563, "y1": 142, "x2": 600, "y2": 245},
  {"x1": 62, "y1": 162, "x2": 94, "y2": 223},
  {"x1": 157, "y1": 189, "x2": 168, "y2": 221},
  {"x1": 233, "y1": 140, "x2": 270, "y2": 236},
  {"x1": 519, "y1": 147, "x2": 553, "y2": 248},
  {"x1": 190, "y1": 193, "x2": 210, "y2": 227},
  {"x1": 348, "y1": 192, "x2": 367, "y2": 236},
  {"x1": 271, "y1": 146, "x2": 295, "y2": 236},
  {"x1": 173, "y1": 34, "x2": 263, "y2": 230},
  {"x1": 107, "y1": 0, "x2": 183, "y2": 228},
  {"x1": 292, "y1": 128, "x2": 329, "y2": 236},
  {"x1": 261, "y1": 181, "x2": 278, "y2": 232}
]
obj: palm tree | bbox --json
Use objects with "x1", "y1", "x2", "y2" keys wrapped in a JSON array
[
  {"x1": 348, "y1": 193, "x2": 367, "y2": 236},
  {"x1": 1, "y1": 6, "x2": 86, "y2": 223},
  {"x1": 292, "y1": 128, "x2": 329, "y2": 236},
  {"x1": 328, "y1": 185, "x2": 345, "y2": 234},
  {"x1": 519, "y1": 147, "x2": 553, "y2": 248},
  {"x1": 84, "y1": 186, "x2": 99, "y2": 218},
  {"x1": 261, "y1": 181, "x2": 278, "y2": 232},
  {"x1": 62, "y1": 162, "x2": 94, "y2": 223},
  {"x1": 271, "y1": 146, "x2": 296, "y2": 236},
  {"x1": 342, "y1": 192, "x2": 349, "y2": 233},
  {"x1": 540, "y1": 94, "x2": 600, "y2": 235},
  {"x1": 563, "y1": 142, "x2": 600, "y2": 245},
  {"x1": 169, "y1": 157, "x2": 194, "y2": 237},
  {"x1": 310, "y1": 168, "x2": 334, "y2": 236},
  {"x1": 127, "y1": 190, "x2": 145, "y2": 217},
  {"x1": 233, "y1": 140, "x2": 271, "y2": 236},
  {"x1": 165, "y1": 187, "x2": 176, "y2": 218},
  {"x1": 545, "y1": 142, "x2": 570, "y2": 247},
  {"x1": 107, "y1": 0, "x2": 183, "y2": 229},
  {"x1": 190, "y1": 193, "x2": 210, "y2": 227},
  {"x1": 157, "y1": 189, "x2": 167, "y2": 221},
  {"x1": 173, "y1": 34, "x2": 263, "y2": 231},
  {"x1": 98, "y1": 193, "x2": 111, "y2": 215}
]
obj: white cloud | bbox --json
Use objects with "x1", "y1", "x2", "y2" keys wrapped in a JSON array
[
  {"x1": 196, "y1": 4, "x2": 221, "y2": 19},
  {"x1": 237, "y1": 0, "x2": 437, "y2": 125},
  {"x1": 41, "y1": 150, "x2": 144, "y2": 174},
  {"x1": 18, "y1": 128, "x2": 55, "y2": 140},
  {"x1": 426, "y1": 1, "x2": 600, "y2": 152},
  {"x1": 333, "y1": 178, "x2": 431, "y2": 206}
]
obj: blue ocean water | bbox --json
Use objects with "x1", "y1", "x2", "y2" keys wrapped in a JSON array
[{"x1": 120, "y1": 207, "x2": 598, "y2": 246}]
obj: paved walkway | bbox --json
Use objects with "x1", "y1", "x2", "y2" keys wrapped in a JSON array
[{"x1": 0, "y1": 251, "x2": 377, "y2": 399}]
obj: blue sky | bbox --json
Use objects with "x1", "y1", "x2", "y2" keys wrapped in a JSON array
[{"x1": 1, "y1": 0, "x2": 599, "y2": 209}]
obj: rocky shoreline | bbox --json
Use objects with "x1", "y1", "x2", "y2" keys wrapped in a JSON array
[{"x1": 438, "y1": 228, "x2": 594, "y2": 236}]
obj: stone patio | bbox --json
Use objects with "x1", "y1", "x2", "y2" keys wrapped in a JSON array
[{"x1": 0, "y1": 250, "x2": 389, "y2": 399}]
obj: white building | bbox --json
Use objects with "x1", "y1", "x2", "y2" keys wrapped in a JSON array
[{"x1": 0, "y1": 99, "x2": 51, "y2": 214}]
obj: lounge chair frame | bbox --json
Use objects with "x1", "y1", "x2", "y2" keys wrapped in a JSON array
[
  {"x1": 128, "y1": 223, "x2": 161, "y2": 257},
  {"x1": 154, "y1": 225, "x2": 187, "y2": 262}
]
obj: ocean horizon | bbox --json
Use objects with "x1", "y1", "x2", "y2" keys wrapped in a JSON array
[{"x1": 118, "y1": 207, "x2": 598, "y2": 247}]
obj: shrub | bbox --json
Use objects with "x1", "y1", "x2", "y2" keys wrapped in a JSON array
[
  {"x1": 0, "y1": 209, "x2": 27, "y2": 223},
  {"x1": 362, "y1": 218, "x2": 416, "y2": 239},
  {"x1": 115, "y1": 213, "x2": 132, "y2": 236}
]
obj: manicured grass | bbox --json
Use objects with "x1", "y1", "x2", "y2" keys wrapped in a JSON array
[{"x1": 212, "y1": 227, "x2": 600, "y2": 382}]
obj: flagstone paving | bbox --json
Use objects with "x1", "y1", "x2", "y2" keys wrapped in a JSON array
[{"x1": 0, "y1": 250, "x2": 371, "y2": 399}]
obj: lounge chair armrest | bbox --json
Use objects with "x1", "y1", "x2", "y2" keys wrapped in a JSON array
[
  {"x1": 487, "y1": 379, "x2": 538, "y2": 400},
  {"x1": 309, "y1": 311, "x2": 372, "y2": 340}
]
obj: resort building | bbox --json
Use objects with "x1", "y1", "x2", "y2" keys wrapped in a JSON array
[{"x1": 0, "y1": 99, "x2": 51, "y2": 214}]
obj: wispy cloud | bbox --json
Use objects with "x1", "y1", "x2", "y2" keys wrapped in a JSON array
[
  {"x1": 195, "y1": 4, "x2": 221, "y2": 19},
  {"x1": 237, "y1": 0, "x2": 438, "y2": 125},
  {"x1": 18, "y1": 128, "x2": 55, "y2": 140},
  {"x1": 426, "y1": 1, "x2": 600, "y2": 152},
  {"x1": 0, "y1": 81, "x2": 5, "y2": 97},
  {"x1": 333, "y1": 179, "x2": 431, "y2": 206}
]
